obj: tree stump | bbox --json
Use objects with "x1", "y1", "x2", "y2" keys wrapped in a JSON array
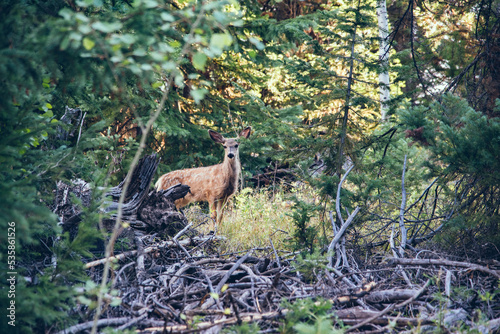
[{"x1": 54, "y1": 153, "x2": 193, "y2": 239}]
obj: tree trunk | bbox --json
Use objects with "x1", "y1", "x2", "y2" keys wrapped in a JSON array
[{"x1": 377, "y1": 0, "x2": 390, "y2": 121}]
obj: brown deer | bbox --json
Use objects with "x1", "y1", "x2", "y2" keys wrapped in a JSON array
[{"x1": 155, "y1": 127, "x2": 251, "y2": 223}]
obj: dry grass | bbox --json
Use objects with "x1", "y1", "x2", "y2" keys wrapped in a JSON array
[{"x1": 184, "y1": 184, "x2": 325, "y2": 254}]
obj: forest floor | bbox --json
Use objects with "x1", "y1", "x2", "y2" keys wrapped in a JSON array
[{"x1": 58, "y1": 222, "x2": 500, "y2": 334}]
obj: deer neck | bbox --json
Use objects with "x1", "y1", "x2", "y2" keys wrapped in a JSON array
[
  {"x1": 223, "y1": 153, "x2": 240, "y2": 177},
  {"x1": 220, "y1": 153, "x2": 240, "y2": 196}
]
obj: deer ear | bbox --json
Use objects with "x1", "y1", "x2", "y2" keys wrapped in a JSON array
[
  {"x1": 208, "y1": 130, "x2": 225, "y2": 143},
  {"x1": 239, "y1": 127, "x2": 251, "y2": 139}
]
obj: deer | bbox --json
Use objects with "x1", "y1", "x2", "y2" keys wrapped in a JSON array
[{"x1": 155, "y1": 127, "x2": 251, "y2": 224}]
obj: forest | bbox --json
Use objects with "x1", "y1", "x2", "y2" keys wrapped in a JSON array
[{"x1": 1, "y1": 0, "x2": 499, "y2": 333}]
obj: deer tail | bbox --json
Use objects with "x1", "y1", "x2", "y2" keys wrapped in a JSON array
[{"x1": 154, "y1": 176, "x2": 163, "y2": 190}]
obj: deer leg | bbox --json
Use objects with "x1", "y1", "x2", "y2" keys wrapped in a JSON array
[
  {"x1": 215, "y1": 200, "x2": 223, "y2": 224},
  {"x1": 209, "y1": 199, "x2": 217, "y2": 222},
  {"x1": 215, "y1": 198, "x2": 229, "y2": 224}
]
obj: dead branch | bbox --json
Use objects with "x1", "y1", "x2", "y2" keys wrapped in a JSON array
[
  {"x1": 387, "y1": 257, "x2": 500, "y2": 279},
  {"x1": 57, "y1": 317, "x2": 130, "y2": 334},
  {"x1": 84, "y1": 236, "x2": 224, "y2": 269}
]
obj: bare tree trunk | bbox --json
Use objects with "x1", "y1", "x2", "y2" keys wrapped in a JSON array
[
  {"x1": 377, "y1": 0, "x2": 390, "y2": 121},
  {"x1": 399, "y1": 155, "x2": 408, "y2": 253},
  {"x1": 336, "y1": 0, "x2": 361, "y2": 177}
]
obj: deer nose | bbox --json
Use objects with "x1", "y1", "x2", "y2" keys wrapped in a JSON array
[{"x1": 228, "y1": 153, "x2": 235, "y2": 159}]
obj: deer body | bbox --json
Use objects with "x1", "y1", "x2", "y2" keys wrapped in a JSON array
[{"x1": 155, "y1": 127, "x2": 251, "y2": 223}]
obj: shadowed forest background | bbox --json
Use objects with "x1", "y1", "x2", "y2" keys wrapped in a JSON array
[{"x1": 1, "y1": 0, "x2": 499, "y2": 333}]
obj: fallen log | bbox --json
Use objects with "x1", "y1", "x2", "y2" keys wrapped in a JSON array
[
  {"x1": 345, "y1": 279, "x2": 431, "y2": 332},
  {"x1": 364, "y1": 288, "x2": 428, "y2": 304}
]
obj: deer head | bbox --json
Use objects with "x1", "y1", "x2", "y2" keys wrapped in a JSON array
[{"x1": 208, "y1": 127, "x2": 251, "y2": 160}]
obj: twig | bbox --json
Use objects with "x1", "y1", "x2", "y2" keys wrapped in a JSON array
[
  {"x1": 75, "y1": 111, "x2": 86, "y2": 151},
  {"x1": 116, "y1": 313, "x2": 148, "y2": 331},
  {"x1": 328, "y1": 207, "x2": 360, "y2": 267},
  {"x1": 173, "y1": 222, "x2": 194, "y2": 258},
  {"x1": 336, "y1": 163, "x2": 355, "y2": 226},
  {"x1": 269, "y1": 236, "x2": 281, "y2": 268},
  {"x1": 215, "y1": 251, "x2": 252, "y2": 293},
  {"x1": 329, "y1": 211, "x2": 343, "y2": 268},
  {"x1": 170, "y1": 257, "x2": 229, "y2": 291},
  {"x1": 329, "y1": 163, "x2": 357, "y2": 268}
]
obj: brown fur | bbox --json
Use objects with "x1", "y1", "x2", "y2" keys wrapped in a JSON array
[{"x1": 155, "y1": 127, "x2": 251, "y2": 223}]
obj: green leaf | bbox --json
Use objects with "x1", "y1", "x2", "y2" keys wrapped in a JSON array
[
  {"x1": 169, "y1": 40, "x2": 181, "y2": 48},
  {"x1": 162, "y1": 61, "x2": 176, "y2": 71},
  {"x1": 75, "y1": 13, "x2": 90, "y2": 23},
  {"x1": 249, "y1": 37, "x2": 265, "y2": 50},
  {"x1": 91, "y1": 21, "x2": 123, "y2": 33},
  {"x1": 60, "y1": 36, "x2": 70, "y2": 50},
  {"x1": 77, "y1": 296, "x2": 92, "y2": 306},
  {"x1": 82, "y1": 37, "x2": 95, "y2": 50},
  {"x1": 151, "y1": 81, "x2": 163, "y2": 89},
  {"x1": 76, "y1": 0, "x2": 93, "y2": 7},
  {"x1": 30, "y1": 137, "x2": 40, "y2": 147},
  {"x1": 161, "y1": 12, "x2": 175, "y2": 22},
  {"x1": 190, "y1": 88, "x2": 208, "y2": 104},
  {"x1": 192, "y1": 52, "x2": 207, "y2": 70},
  {"x1": 143, "y1": 0, "x2": 158, "y2": 8},
  {"x1": 120, "y1": 34, "x2": 136, "y2": 45},
  {"x1": 110, "y1": 298, "x2": 122, "y2": 306},
  {"x1": 231, "y1": 19, "x2": 244, "y2": 27},
  {"x1": 133, "y1": 48, "x2": 147, "y2": 56},
  {"x1": 293, "y1": 323, "x2": 316, "y2": 334},
  {"x1": 174, "y1": 74, "x2": 184, "y2": 88},
  {"x1": 213, "y1": 11, "x2": 230, "y2": 24},
  {"x1": 210, "y1": 33, "x2": 233, "y2": 55},
  {"x1": 78, "y1": 25, "x2": 92, "y2": 34},
  {"x1": 42, "y1": 110, "x2": 54, "y2": 118},
  {"x1": 85, "y1": 281, "x2": 97, "y2": 290},
  {"x1": 59, "y1": 8, "x2": 73, "y2": 20}
]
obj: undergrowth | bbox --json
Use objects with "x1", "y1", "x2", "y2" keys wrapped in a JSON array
[{"x1": 184, "y1": 183, "x2": 326, "y2": 254}]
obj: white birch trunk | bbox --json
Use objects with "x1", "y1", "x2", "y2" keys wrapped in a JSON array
[{"x1": 377, "y1": 0, "x2": 390, "y2": 121}]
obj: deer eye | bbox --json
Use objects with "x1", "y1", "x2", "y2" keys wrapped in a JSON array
[
  {"x1": 234, "y1": 144, "x2": 239, "y2": 148},
  {"x1": 223, "y1": 145, "x2": 227, "y2": 148}
]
